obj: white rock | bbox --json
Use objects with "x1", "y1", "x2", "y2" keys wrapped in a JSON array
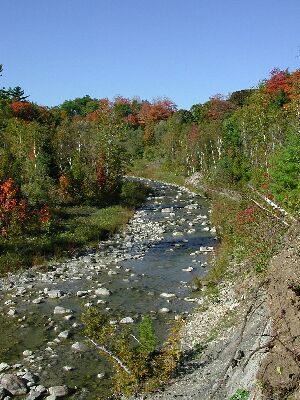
[
  {"x1": 58, "y1": 330, "x2": 70, "y2": 340},
  {"x1": 0, "y1": 362, "x2": 10, "y2": 372},
  {"x1": 95, "y1": 288, "x2": 111, "y2": 296},
  {"x1": 45, "y1": 289, "x2": 64, "y2": 299},
  {"x1": 54, "y1": 306, "x2": 71, "y2": 315},
  {"x1": 159, "y1": 307, "x2": 170, "y2": 313},
  {"x1": 182, "y1": 267, "x2": 194, "y2": 272},
  {"x1": 119, "y1": 317, "x2": 134, "y2": 324},
  {"x1": 159, "y1": 293, "x2": 176, "y2": 299},
  {"x1": 71, "y1": 342, "x2": 88, "y2": 352}
]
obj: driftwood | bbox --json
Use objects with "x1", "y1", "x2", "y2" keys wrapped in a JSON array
[
  {"x1": 87, "y1": 337, "x2": 131, "y2": 374},
  {"x1": 247, "y1": 185, "x2": 297, "y2": 223}
]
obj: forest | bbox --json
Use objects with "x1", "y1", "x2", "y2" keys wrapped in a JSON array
[{"x1": 0, "y1": 64, "x2": 300, "y2": 272}]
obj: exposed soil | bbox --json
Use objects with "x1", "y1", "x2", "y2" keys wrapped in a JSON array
[{"x1": 257, "y1": 223, "x2": 300, "y2": 399}]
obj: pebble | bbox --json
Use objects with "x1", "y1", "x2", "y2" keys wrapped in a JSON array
[
  {"x1": 71, "y1": 342, "x2": 88, "y2": 352},
  {"x1": 119, "y1": 317, "x2": 134, "y2": 324},
  {"x1": 53, "y1": 306, "x2": 71, "y2": 315},
  {"x1": 95, "y1": 288, "x2": 111, "y2": 296},
  {"x1": 0, "y1": 363, "x2": 11, "y2": 373},
  {"x1": 58, "y1": 330, "x2": 70, "y2": 340},
  {"x1": 48, "y1": 385, "x2": 69, "y2": 397},
  {"x1": 159, "y1": 307, "x2": 170, "y2": 313},
  {"x1": 160, "y1": 293, "x2": 176, "y2": 298}
]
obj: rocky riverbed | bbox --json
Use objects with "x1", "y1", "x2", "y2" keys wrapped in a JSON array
[{"x1": 0, "y1": 179, "x2": 217, "y2": 399}]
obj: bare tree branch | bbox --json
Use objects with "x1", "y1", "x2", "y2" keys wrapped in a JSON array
[{"x1": 86, "y1": 337, "x2": 132, "y2": 374}]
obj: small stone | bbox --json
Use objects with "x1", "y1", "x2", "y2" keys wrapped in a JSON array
[
  {"x1": 7, "y1": 308, "x2": 17, "y2": 316},
  {"x1": 22, "y1": 372, "x2": 38, "y2": 383},
  {"x1": 160, "y1": 293, "x2": 176, "y2": 298},
  {"x1": 159, "y1": 307, "x2": 170, "y2": 313},
  {"x1": 32, "y1": 298, "x2": 43, "y2": 304},
  {"x1": 45, "y1": 289, "x2": 64, "y2": 299},
  {"x1": 48, "y1": 385, "x2": 69, "y2": 397},
  {"x1": 95, "y1": 288, "x2": 111, "y2": 296},
  {"x1": 0, "y1": 363, "x2": 11, "y2": 372},
  {"x1": 58, "y1": 331, "x2": 70, "y2": 340},
  {"x1": 63, "y1": 366, "x2": 74, "y2": 372},
  {"x1": 54, "y1": 306, "x2": 71, "y2": 315},
  {"x1": 119, "y1": 317, "x2": 134, "y2": 324},
  {"x1": 71, "y1": 342, "x2": 88, "y2": 352},
  {"x1": 76, "y1": 291, "x2": 88, "y2": 297},
  {"x1": 182, "y1": 267, "x2": 193, "y2": 272},
  {"x1": 97, "y1": 373, "x2": 105, "y2": 379},
  {"x1": 23, "y1": 350, "x2": 33, "y2": 357},
  {"x1": 26, "y1": 385, "x2": 46, "y2": 400}
]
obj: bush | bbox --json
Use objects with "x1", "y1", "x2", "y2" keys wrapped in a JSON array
[{"x1": 83, "y1": 308, "x2": 183, "y2": 396}]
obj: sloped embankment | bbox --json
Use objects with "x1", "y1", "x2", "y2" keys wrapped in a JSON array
[{"x1": 257, "y1": 224, "x2": 300, "y2": 399}]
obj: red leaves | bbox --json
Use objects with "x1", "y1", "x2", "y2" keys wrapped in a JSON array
[
  {"x1": 96, "y1": 153, "x2": 107, "y2": 188},
  {"x1": 0, "y1": 178, "x2": 26, "y2": 237},
  {"x1": 11, "y1": 101, "x2": 36, "y2": 121},
  {"x1": 0, "y1": 178, "x2": 51, "y2": 237},
  {"x1": 207, "y1": 95, "x2": 234, "y2": 121},
  {"x1": 265, "y1": 68, "x2": 300, "y2": 101}
]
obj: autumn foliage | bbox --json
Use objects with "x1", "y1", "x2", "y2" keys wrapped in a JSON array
[{"x1": 0, "y1": 178, "x2": 26, "y2": 236}]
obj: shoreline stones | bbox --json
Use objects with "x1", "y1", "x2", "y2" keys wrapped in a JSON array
[{"x1": 0, "y1": 178, "x2": 216, "y2": 397}]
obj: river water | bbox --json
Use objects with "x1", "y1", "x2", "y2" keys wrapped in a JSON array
[{"x1": 0, "y1": 179, "x2": 216, "y2": 399}]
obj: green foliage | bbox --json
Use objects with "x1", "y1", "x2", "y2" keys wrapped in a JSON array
[
  {"x1": 229, "y1": 388, "x2": 250, "y2": 400},
  {"x1": 270, "y1": 134, "x2": 300, "y2": 213},
  {"x1": 137, "y1": 315, "x2": 158, "y2": 354},
  {"x1": 120, "y1": 180, "x2": 150, "y2": 208},
  {"x1": 83, "y1": 308, "x2": 182, "y2": 396},
  {"x1": 59, "y1": 95, "x2": 99, "y2": 116}
]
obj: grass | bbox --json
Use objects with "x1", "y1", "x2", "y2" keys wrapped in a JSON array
[
  {"x1": 129, "y1": 159, "x2": 186, "y2": 187},
  {"x1": 0, "y1": 180, "x2": 150, "y2": 275},
  {"x1": 0, "y1": 205, "x2": 134, "y2": 274}
]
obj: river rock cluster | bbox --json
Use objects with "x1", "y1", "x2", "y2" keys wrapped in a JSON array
[{"x1": 0, "y1": 179, "x2": 217, "y2": 399}]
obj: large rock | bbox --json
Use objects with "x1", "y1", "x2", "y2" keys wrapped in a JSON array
[{"x1": 1, "y1": 373, "x2": 28, "y2": 395}]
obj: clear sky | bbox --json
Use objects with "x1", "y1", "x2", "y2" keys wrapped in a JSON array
[{"x1": 1, "y1": 0, "x2": 300, "y2": 109}]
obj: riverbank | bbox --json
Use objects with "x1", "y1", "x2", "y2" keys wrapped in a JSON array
[
  {"x1": 127, "y1": 167, "x2": 300, "y2": 400},
  {"x1": 0, "y1": 180, "x2": 149, "y2": 275}
]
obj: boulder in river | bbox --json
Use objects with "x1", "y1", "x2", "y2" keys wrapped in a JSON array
[{"x1": 1, "y1": 373, "x2": 28, "y2": 396}]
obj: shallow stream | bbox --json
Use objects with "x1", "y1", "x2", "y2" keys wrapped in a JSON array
[{"x1": 0, "y1": 179, "x2": 216, "y2": 399}]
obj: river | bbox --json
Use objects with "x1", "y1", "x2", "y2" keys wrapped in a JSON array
[{"x1": 0, "y1": 179, "x2": 216, "y2": 399}]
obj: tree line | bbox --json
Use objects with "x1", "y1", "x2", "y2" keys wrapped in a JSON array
[{"x1": 0, "y1": 64, "x2": 299, "y2": 239}]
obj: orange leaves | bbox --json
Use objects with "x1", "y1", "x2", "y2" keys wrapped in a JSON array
[
  {"x1": 138, "y1": 99, "x2": 176, "y2": 126},
  {"x1": 39, "y1": 205, "x2": 50, "y2": 225}
]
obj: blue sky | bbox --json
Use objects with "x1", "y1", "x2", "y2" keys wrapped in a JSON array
[{"x1": 1, "y1": 0, "x2": 300, "y2": 109}]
